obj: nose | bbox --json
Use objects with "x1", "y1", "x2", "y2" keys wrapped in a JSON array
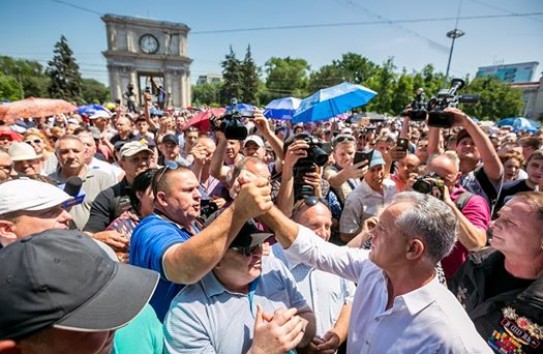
[{"x1": 58, "y1": 209, "x2": 73, "y2": 224}]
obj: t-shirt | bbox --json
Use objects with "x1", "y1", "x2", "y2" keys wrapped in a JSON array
[
  {"x1": 84, "y1": 179, "x2": 133, "y2": 233},
  {"x1": 459, "y1": 165, "x2": 502, "y2": 211},
  {"x1": 440, "y1": 185, "x2": 490, "y2": 279},
  {"x1": 112, "y1": 304, "x2": 163, "y2": 354},
  {"x1": 130, "y1": 214, "x2": 197, "y2": 321}
]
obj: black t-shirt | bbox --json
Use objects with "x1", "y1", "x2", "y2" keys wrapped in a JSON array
[{"x1": 484, "y1": 258, "x2": 535, "y2": 300}]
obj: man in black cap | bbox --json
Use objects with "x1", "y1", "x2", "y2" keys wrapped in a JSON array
[
  {"x1": 0, "y1": 229, "x2": 158, "y2": 354},
  {"x1": 157, "y1": 133, "x2": 190, "y2": 167},
  {"x1": 163, "y1": 217, "x2": 316, "y2": 354}
]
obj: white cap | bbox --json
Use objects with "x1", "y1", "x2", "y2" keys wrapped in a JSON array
[
  {"x1": 243, "y1": 135, "x2": 265, "y2": 148},
  {"x1": 89, "y1": 111, "x2": 111, "y2": 120},
  {"x1": 119, "y1": 141, "x2": 154, "y2": 158},
  {"x1": 0, "y1": 179, "x2": 72, "y2": 215},
  {"x1": 8, "y1": 142, "x2": 41, "y2": 161}
]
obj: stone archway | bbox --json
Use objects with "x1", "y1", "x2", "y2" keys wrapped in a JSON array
[{"x1": 102, "y1": 14, "x2": 192, "y2": 110}]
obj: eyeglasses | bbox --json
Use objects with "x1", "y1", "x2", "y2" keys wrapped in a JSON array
[
  {"x1": 152, "y1": 160, "x2": 180, "y2": 196},
  {"x1": 25, "y1": 139, "x2": 43, "y2": 145},
  {"x1": 333, "y1": 135, "x2": 355, "y2": 146},
  {"x1": 231, "y1": 244, "x2": 262, "y2": 257}
]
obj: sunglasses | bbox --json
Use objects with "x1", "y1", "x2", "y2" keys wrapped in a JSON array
[
  {"x1": 25, "y1": 139, "x2": 43, "y2": 145},
  {"x1": 152, "y1": 160, "x2": 180, "y2": 196},
  {"x1": 333, "y1": 135, "x2": 355, "y2": 146},
  {"x1": 293, "y1": 196, "x2": 329, "y2": 214},
  {"x1": 231, "y1": 243, "x2": 262, "y2": 257}
]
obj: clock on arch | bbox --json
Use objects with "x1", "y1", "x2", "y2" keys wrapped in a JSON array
[{"x1": 139, "y1": 34, "x2": 159, "y2": 54}]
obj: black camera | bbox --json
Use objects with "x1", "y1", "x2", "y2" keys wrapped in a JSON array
[
  {"x1": 200, "y1": 199, "x2": 218, "y2": 219},
  {"x1": 285, "y1": 133, "x2": 330, "y2": 200},
  {"x1": 427, "y1": 79, "x2": 479, "y2": 128},
  {"x1": 412, "y1": 172, "x2": 445, "y2": 199},
  {"x1": 210, "y1": 98, "x2": 250, "y2": 140},
  {"x1": 405, "y1": 88, "x2": 427, "y2": 121}
]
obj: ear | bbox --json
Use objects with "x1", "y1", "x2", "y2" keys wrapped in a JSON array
[
  {"x1": 405, "y1": 238, "x2": 425, "y2": 261},
  {"x1": 0, "y1": 220, "x2": 18, "y2": 247},
  {"x1": 154, "y1": 190, "x2": 168, "y2": 207}
]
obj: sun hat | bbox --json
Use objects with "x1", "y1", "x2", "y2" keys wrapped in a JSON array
[
  {"x1": 0, "y1": 178, "x2": 72, "y2": 215},
  {"x1": 0, "y1": 229, "x2": 159, "y2": 340},
  {"x1": 8, "y1": 142, "x2": 41, "y2": 161}
]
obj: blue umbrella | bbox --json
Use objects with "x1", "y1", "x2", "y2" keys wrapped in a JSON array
[
  {"x1": 264, "y1": 97, "x2": 301, "y2": 120},
  {"x1": 150, "y1": 107, "x2": 164, "y2": 116},
  {"x1": 497, "y1": 117, "x2": 540, "y2": 133},
  {"x1": 292, "y1": 82, "x2": 377, "y2": 123},
  {"x1": 77, "y1": 104, "x2": 111, "y2": 116}
]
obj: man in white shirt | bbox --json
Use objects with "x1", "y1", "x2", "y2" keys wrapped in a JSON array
[{"x1": 260, "y1": 191, "x2": 492, "y2": 354}]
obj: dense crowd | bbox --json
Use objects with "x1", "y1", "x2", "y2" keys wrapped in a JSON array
[{"x1": 0, "y1": 96, "x2": 541, "y2": 354}]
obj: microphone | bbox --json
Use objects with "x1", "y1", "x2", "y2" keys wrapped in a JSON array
[{"x1": 60, "y1": 176, "x2": 86, "y2": 208}]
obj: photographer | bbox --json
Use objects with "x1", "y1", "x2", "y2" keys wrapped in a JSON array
[
  {"x1": 323, "y1": 135, "x2": 367, "y2": 206},
  {"x1": 419, "y1": 153, "x2": 490, "y2": 280},
  {"x1": 428, "y1": 107, "x2": 503, "y2": 209},
  {"x1": 339, "y1": 150, "x2": 397, "y2": 243}
]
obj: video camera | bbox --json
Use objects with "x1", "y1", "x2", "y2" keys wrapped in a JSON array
[
  {"x1": 404, "y1": 88, "x2": 427, "y2": 121},
  {"x1": 412, "y1": 172, "x2": 445, "y2": 200},
  {"x1": 285, "y1": 133, "x2": 330, "y2": 200},
  {"x1": 427, "y1": 79, "x2": 479, "y2": 128},
  {"x1": 210, "y1": 98, "x2": 252, "y2": 140}
]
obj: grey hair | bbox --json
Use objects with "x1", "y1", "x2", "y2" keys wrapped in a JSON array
[
  {"x1": 427, "y1": 152, "x2": 460, "y2": 171},
  {"x1": 391, "y1": 191, "x2": 458, "y2": 264}
]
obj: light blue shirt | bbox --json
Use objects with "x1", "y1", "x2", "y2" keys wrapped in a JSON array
[
  {"x1": 163, "y1": 256, "x2": 309, "y2": 354},
  {"x1": 272, "y1": 244, "x2": 356, "y2": 338},
  {"x1": 285, "y1": 226, "x2": 493, "y2": 354}
]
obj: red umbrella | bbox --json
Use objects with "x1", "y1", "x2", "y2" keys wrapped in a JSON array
[
  {"x1": 0, "y1": 97, "x2": 77, "y2": 123},
  {"x1": 184, "y1": 108, "x2": 226, "y2": 132}
]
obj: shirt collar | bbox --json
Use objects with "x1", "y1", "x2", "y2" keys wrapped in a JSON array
[{"x1": 395, "y1": 274, "x2": 442, "y2": 316}]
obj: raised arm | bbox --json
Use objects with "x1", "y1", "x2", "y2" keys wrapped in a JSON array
[{"x1": 163, "y1": 178, "x2": 272, "y2": 284}]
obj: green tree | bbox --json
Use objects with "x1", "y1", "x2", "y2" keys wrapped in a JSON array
[
  {"x1": 366, "y1": 57, "x2": 397, "y2": 114},
  {"x1": 0, "y1": 72, "x2": 23, "y2": 101},
  {"x1": 241, "y1": 45, "x2": 260, "y2": 104},
  {"x1": 462, "y1": 77, "x2": 524, "y2": 120},
  {"x1": 220, "y1": 46, "x2": 243, "y2": 105},
  {"x1": 0, "y1": 56, "x2": 49, "y2": 98},
  {"x1": 81, "y1": 78, "x2": 109, "y2": 104},
  {"x1": 264, "y1": 57, "x2": 310, "y2": 99},
  {"x1": 391, "y1": 69, "x2": 414, "y2": 114},
  {"x1": 47, "y1": 35, "x2": 83, "y2": 103},
  {"x1": 308, "y1": 62, "x2": 344, "y2": 92},
  {"x1": 192, "y1": 82, "x2": 221, "y2": 106},
  {"x1": 337, "y1": 52, "x2": 377, "y2": 85}
]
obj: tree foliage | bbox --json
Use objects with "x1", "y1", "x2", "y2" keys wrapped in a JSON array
[
  {"x1": 462, "y1": 77, "x2": 524, "y2": 120},
  {"x1": 220, "y1": 46, "x2": 243, "y2": 105},
  {"x1": 264, "y1": 57, "x2": 310, "y2": 100},
  {"x1": 241, "y1": 45, "x2": 260, "y2": 104},
  {"x1": 192, "y1": 82, "x2": 221, "y2": 106},
  {"x1": 81, "y1": 78, "x2": 110, "y2": 104},
  {"x1": 47, "y1": 35, "x2": 83, "y2": 103}
]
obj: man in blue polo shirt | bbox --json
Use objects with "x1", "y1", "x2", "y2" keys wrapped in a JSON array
[{"x1": 130, "y1": 164, "x2": 273, "y2": 321}]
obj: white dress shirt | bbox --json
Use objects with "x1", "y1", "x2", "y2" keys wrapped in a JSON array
[{"x1": 284, "y1": 226, "x2": 493, "y2": 354}]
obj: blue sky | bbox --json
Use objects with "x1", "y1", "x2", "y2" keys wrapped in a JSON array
[{"x1": 1, "y1": 0, "x2": 542, "y2": 87}]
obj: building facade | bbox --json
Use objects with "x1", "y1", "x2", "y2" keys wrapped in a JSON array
[
  {"x1": 102, "y1": 14, "x2": 192, "y2": 109},
  {"x1": 476, "y1": 62, "x2": 539, "y2": 84}
]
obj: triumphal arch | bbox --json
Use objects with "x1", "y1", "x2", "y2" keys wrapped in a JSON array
[{"x1": 102, "y1": 14, "x2": 192, "y2": 109}]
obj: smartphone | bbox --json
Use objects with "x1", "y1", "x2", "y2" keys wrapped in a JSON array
[
  {"x1": 354, "y1": 150, "x2": 373, "y2": 167},
  {"x1": 396, "y1": 138, "x2": 409, "y2": 152}
]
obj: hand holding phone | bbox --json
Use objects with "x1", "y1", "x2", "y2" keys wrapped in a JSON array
[{"x1": 354, "y1": 150, "x2": 373, "y2": 167}]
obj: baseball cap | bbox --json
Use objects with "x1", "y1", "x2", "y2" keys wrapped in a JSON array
[
  {"x1": 161, "y1": 134, "x2": 179, "y2": 145},
  {"x1": 243, "y1": 135, "x2": 265, "y2": 148},
  {"x1": 8, "y1": 142, "x2": 41, "y2": 161},
  {"x1": 0, "y1": 179, "x2": 72, "y2": 215},
  {"x1": 89, "y1": 111, "x2": 111, "y2": 120},
  {"x1": 119, "y1": 140, "x2": 154, "y2": 158},
  {"x1": 369, "y1": 150, "x2": 385, "y2": 168},
  {"x1": 0, "y1": 229, "x2": 159, "y2": 340},
  {"x1": 205, "y1": 211, "x2": 272, "y2": 248}
]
